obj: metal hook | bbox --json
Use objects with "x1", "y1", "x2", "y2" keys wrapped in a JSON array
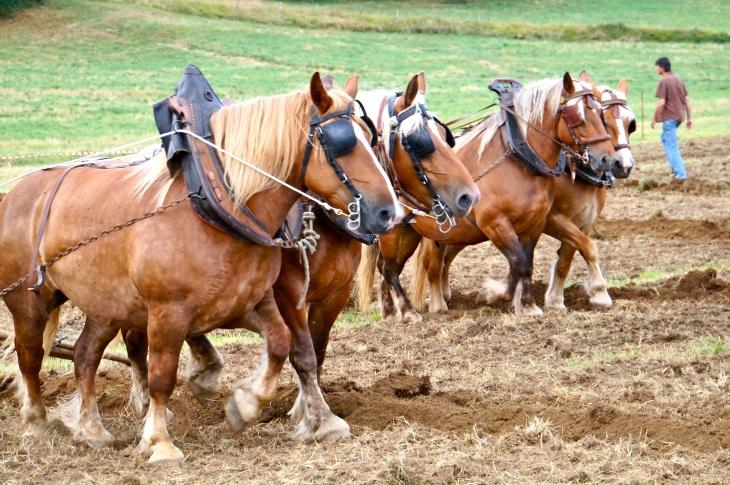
[{"x1": 432, "y1": 199, "x2": 457, "y2": 234}]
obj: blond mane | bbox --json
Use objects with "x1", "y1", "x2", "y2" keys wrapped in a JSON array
[
  {"x1": 455, "y1": 78, "x2": 563, "y2": 161},
  {"x1": 131, "y1": 88, "x2": 354, "y2": 206}
]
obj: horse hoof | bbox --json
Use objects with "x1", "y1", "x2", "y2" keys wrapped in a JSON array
[
  {"x1": 77, "y1": 427, "x2": 114, "y2": 447},
  {"x1": 21, "y1": 421, "x2": 48, "y2": 438},
  {"x1": 401, "y1": 311, "x2": 423, "y2": 323},
  {"x1": 544, "y1": 296, "x2": 565, "y2": 309},
  {"x1": 225, "y1": 389, "x2": 259, "y2": 433},
  {"x1": 517, "y1": 304, "x2": 543, "y2": 318},
  {"x1": 314, "y1": 415, "x2": 350, "y2": 443},
  {"x1": 188, "y1": 378, "x2": 220, "y2": 405},
  {"x1": 589, "y1": 292, "x2": 613, "y2": 309},
  {"x1": 148, "y1": 441, "x2": 184, "y2": 463}
]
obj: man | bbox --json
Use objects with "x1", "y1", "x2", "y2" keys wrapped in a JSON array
[{"x1": 651, "y1": 56, "x2": 692, "y2": 180}]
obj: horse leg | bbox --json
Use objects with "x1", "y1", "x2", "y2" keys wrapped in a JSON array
[
  {"x1": 544, "y1": 243, "x2": 577, "y2": 309},
  {"x1": 377, "y1": 224, "x2": 423, "y2": 322},
  {"x1": 225, "y1": 289, "x2": 291, "y2": 434},
  {"x1": 64, "y1": 318, "x2": 118, "y2": 445},
  {"x1": 5, "y1": 293, "x2": 62, "y2": 437},
  {"x1": 514, "y1": 232, "x2": 543, "y2": 317},
  {"x1": 185, "y1": 335, "x2": 224, "y2": 405},
  {"x1": 441, "y1": 245, "x2": 467, "y2": 303},
  {"x1": 422, "y1": 240, "x2": 448, "y2": 312},
  {"x1": 276, "y1": 286, "x2": 349, "y2": 442},
  {"x1": 309, "y1": 282, "x2": 353, "y2": 382},
  {"x1": 136, "y1": 311, "x2": 188, "y2": 462},
  {"x1": 122, "y1": 330, "x2": 150, "y2": 415},
  {"x1": 477, "y1": 219, "x2": 541, "y2": 317},
  {"x1": 545, "y1": 215, "x2": 611, "y2": 309}
]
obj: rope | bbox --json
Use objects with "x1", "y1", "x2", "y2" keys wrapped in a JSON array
[
  {"x1": 0, "y1": 149, "x2": 140, "y2": 161},
  {"x1": 273, "y1": 209, "x2": 321, "y2": 310}
]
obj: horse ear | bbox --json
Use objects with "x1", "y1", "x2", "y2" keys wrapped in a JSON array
[
  {"x1": 343, "y1": 75, "x2": 359, "y2": 99},
  {"x1": 588, "y1": 77, "x2": 602, "y2": 99},
  {"x1": 579, "y1": 70, "x2": 589, "y2": 82},
  {"x1": 417, "y1": 71, "x2": 426, "y2": 94},
  {"x1": 618, "y1": 78, "x2": 629, "y2": 95},
  {"x1": 321, "y1": 74, "x2": 334, "y2": 92},
  {"x1": 403, "y1": 73, "x2": 419, "y2": 107},
  {"x1": 310, "y1": 72, "x2": 333, "y2": 115},
  {"x1": 563, "y1": 72, "x2": 575, "y2": 94}
]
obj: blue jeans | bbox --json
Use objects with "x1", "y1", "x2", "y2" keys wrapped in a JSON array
[{"x1": 661, "y1": 119, "x2": 686, "y2": 179}]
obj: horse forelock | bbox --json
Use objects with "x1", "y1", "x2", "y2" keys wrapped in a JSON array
[
  {"x1": 358, "y1": 89, "x2": 427, "y2": 168},
  {"x1": 457, "y1": 78, "x2": 563, "y2": 162}
]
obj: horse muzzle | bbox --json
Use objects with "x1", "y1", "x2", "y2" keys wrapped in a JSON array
[
  {"x1": 358, "y1": 198, "x2": 400, "y2": 234},
  {"x1": 587, "y1": 153, "x2": 615, "y2": 174},
  {"x1": 611, "y1": 159, "x2": 634, "y2": 179}
]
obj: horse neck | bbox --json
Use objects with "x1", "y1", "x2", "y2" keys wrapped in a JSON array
[
  {"x1": 246, "y1": 184, "x2": 301, "y2": 237},
  {"x1": 524, "y1": 109, "x2": 562, "y2": 168}
]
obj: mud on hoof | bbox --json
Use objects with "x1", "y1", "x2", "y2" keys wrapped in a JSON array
[
  {"x1": 187, "y1": 377, "x2": 221, "y2": 405},
  {"x1": 516, "y1": 303, "x2": 543, "y2": 318},
  {"x1": 400, "y1": 309, "x2": 423, "y2": 323},
  {"x1": 225, "y1": 388, "x2": 260, "y2": 433},
  {"x1": 21, "y1": 420, "x2": 49, "y2": 438}
]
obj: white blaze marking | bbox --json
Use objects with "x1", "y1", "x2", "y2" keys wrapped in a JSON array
[{"x1": 352, "y1": 121, "x2": 403, "y2": 219}]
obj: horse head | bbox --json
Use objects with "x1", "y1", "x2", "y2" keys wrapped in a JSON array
[
  {"x1": 556, "y1": 72, "x2": 618, "y2": 174},
  {"x1": 305, "y1": 72, "x2": 402, "y2": 234},
  {"x1": 597, "y1": 78, "x2": 636, "y2": 179}
]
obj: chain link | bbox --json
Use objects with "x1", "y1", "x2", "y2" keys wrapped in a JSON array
[
  {"x1": 0, "y1": 275, "x2": 29, "y2": 298},
  {"x1": 0, "y1": 196, "x2": 192, "y2": 298}
]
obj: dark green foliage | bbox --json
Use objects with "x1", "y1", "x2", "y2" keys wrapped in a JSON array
[{"x1": 0, "y1": 0, "x2": 45, "y2": 16}]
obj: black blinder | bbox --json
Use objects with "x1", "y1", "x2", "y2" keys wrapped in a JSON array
[
  {"x1": 318, "y1": 118, "x2": 358, "y2": 158},
  {"x1": 360, "y1": 114, "x2": 378, "y2": 147},
  {"x1": 628, "y1": 119, "x2": 637, "y2": 134},
  {"x1": 404, "y1": 128, "x2": 436, "y2": 160},
  {"x1": 434, "y1": 117, "x2": 455, "y2": 148}
]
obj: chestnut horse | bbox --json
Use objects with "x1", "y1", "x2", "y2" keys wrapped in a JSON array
[
  {"x1": 358, "y1": 74, "x2": 618, "y2": 319},
  {"x1": 416, "y1": 74, "x2": 636, "y2": 313},
  {"x1": 0, "y1": 73, "x2": 400, "y2": 462},
  {"x1": 116, "y1": 72, "x2": 479, "y2": 443}
]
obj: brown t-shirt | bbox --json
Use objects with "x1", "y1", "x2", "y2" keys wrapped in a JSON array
[{"x1": 655, "y1": 72, "x2": 689, "y2": 123}]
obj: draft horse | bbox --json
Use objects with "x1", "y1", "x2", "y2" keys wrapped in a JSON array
[
  {"x1": 0, "y1": 72, "x2": 399, "y2": 462},
  {"x1": 120, "y1": 72, "x2": 480, "y2": 443},
  {"x1": 419, "y1": 73, "x2": 636, "y2": 312},
  {"x1": 358, "y1": 74, "x2": 618, "y2": 319}
]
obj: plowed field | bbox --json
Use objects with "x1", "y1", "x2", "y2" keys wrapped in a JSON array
[{"x1": 1, "y1": 136, "x2": 729, "y2": 484}]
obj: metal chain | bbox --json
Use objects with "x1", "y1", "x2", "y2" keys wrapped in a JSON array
[
  {"x1": 0, "y1": 275, "x2": 29, "y2": 298},
  {"x1": 0, "y1": 195, "x2": 192, "y2": 298},
  {"x1": 473, "y1": 148, "x2": 513, "y2": 182}
]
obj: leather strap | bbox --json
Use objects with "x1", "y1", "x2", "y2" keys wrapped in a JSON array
[{"x1": 29, "y1": 166, "x2": 78, "y2": 321}]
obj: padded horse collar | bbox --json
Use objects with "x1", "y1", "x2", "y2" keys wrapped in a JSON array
[
  {"x1": 155, "y1": 65, "x2": 278, "y2": 247},
  {"x1": 488, "y1": 79, "x2": 565, "y2": 178}
]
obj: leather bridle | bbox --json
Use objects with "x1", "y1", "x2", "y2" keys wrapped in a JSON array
[
  {"x1": 600, "y1": 89, "x2": 634, "y2": 151},
  {"x1": 374, "y1": 92, "x2": 458, "y2": 233},
  {"x1": 555, "y1": 88, "x2": 612, "y2": 163},
  {"x1": 300, "y1": 100, "x2": 377, "y2": 231}
]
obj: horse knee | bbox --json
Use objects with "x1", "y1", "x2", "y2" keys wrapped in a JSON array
[{"x1": 267, "y1": 327, "x2": 291, "y2": 365}]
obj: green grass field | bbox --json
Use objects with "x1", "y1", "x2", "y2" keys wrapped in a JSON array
[{"x1": 1, "y1": 0, "x2": 728, "y2": 187}]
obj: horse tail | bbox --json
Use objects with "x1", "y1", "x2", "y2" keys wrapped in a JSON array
[
  {"x1": 356, "y1": 243, "x2": 380, "y2": 312},
  {"x1": 410, "y1": 240, "x2": 429, "y2": 312},
  {"x1": 42, "y1": 307, "x2": 61, "y2": 360}
]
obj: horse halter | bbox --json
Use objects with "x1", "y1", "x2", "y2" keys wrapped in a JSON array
[
  {"x1": 380, "y1": 92, "x2": 457, "y2": 233},
  {"x1": 600, "y1": 89, "x2": 636, "y2": 151},
  {"x1": 555, "y1": 87, "x2": 612, "y2": 166},
  {"x1": 300, "y1": 100, "x2": 377, "y2": 231}
]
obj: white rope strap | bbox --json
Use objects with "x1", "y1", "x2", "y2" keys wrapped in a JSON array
[{"x1": 291, "y1": 210, "x2": 320, "y2": 310}]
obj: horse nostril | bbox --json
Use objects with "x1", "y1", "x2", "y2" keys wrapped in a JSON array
[
  {"x1": 457, "y1": 194, "x2": 472, "y2": 212},
  {"x1": 377, "y1": 208, "x2": 394, "y2": 227}
]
